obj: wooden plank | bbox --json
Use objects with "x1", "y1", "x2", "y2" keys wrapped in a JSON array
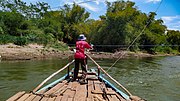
[
  {"x1": 95, "y1": 83, "x2": 120, "y2": 101},
  {"x1": 98, "y1": 83, "x2": 112, "y2": 101},
  {"x1": 32, "y1": 95, "x2": 42, "y2": 101},
  {"x1": 115, "y1": 93, "x2": 126, "y2": 101},
  {"x1": 93, "y1": 95, "x2": 106, "y2": 101},
  {"x1": 24, "y1": 94, "x2": 36, "y2": 101},
  {"x1": 47, "y1": 97, "x2": 56, "y2": 101},
  {"x1": 54, "y1": 96, "x2": 62, "y2": 101},
  {"x1": 40, "y1": 97, "x2": 49, "y2": 101},
  {"x1": 90, "y1": 80, "x2": 96, "y2": 101},
  {"x1": 73, "y1": 83, "x2": 87, "y2": 101},
  {"x1": 62, "y1": 82, "x2": 76, "y2": 98},
  {"x1": 87, "y1": 75, "x2": 97, "y2": 79},
  {"x1": 107, "y1": 95, "x2": 112, "y2": 101},
  {"x1": 67, "y1": 98, "x2": 73, "y2": 101},
  {"x1": 94, "y1": 81, "x2": 102, "y2": 91},
  {"x1": 61, "y1": 82, "x2": 72, "y2": 95},
  {"x1": 111, "y1": 95, "x2": 120, "y2": 101},
  {"x1": 87, "y1": 80, "x2": 94, "y2": 99},
  {"x1": 86, "y1": 75, "x2": 98, "y2": 80},
  {"x1": 38, "y1": 80, "x2": 67, "y2": 94},
  {"x1": 86, "y1": 98, "x2": 91, "y2": 101},
  {"x1": 93, "y1": 98, "x2": 98, "y2": 101},
  {"x1": 70, "y1": 81, "x2": 79, "y2": 90},
  {"x1": 7, "y1": 91, "x2": 26, "y2": 101},
  {"x1": 57, "y1": 85, "x2": 68, "y2": 96},
  {"x1": 106, "y1": 88, "x2": 114, "y2": 101},
  {"x1": 91, "y1": 90, "x2": 116, "y2": 95},
  {"x1": 61, "y1": 94, "x2": 68, "y2": 101},
  {"x1": 45, "y1": 81, "x2": 67, "y2": 95},
  {"x1": 93, "y1": 80, "x2": 104, "y2": 100},
  {"x1": 107, "y1": 88, "x2": 126, "y2": 101},
  {"x1": 16, "y1": 93, "x2": 31, "y2": 101}
]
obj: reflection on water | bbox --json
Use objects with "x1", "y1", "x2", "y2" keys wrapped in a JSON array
[
  {"x1": 0, "y1": 59, "x2": 70, "y2": 100},
  {"x1": 0, "y1": 56, "x2": 180, "y2": 101}
]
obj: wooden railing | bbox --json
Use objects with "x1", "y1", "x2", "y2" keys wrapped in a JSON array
[
  {"x1": 33, "y1": 60, "x2": 75, "y2": 92},
  {"x1": 86, "y1": 54, "x2": 133, "y2": 97}
]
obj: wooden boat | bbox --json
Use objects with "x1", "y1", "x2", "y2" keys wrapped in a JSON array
[{"x1": 7, "y1": 54, "x2": 144, "y2": 101}]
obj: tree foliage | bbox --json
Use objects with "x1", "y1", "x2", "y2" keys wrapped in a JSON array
[
  {"x1": 59, "y1": 4, "x2": 90, "y2": 43},
  {"x1": 90, "y1": 1, "x2": 170, "y2": 53},
  {"x1": 167, "y1": 30, "x2": 180, "y2": 51},
  {"x1": 0, "y1": 0, "x2": 179, "y2": 53}
]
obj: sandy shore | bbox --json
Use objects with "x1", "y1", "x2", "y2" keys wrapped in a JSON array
[
  {"x1": 0, "y1": 44, "x2": 174, "y2": 60},
  {"x1": 0, "y1": 43, "x2": 73, "y2": 60}
]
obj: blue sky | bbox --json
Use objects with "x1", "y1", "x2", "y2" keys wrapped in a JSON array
[{"x1": 23, "y1": 0, "x2": 180, "y2": 31}]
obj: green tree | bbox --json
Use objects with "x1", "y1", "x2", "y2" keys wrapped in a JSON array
[
  {"x1": 1, "y1": 11, "x2": 25, "y2": 36},
  {"x1": 28, "y1": 2, "x2": 50, "y2": 19},
  {"x1": 60, "y1": 3, "x2": 90, "y2": 43},
  {"x1": 91, "y1": 1, "x2": 141, "y2": 51},
  {"x1": 167, "y1": 30, "x2": 180, "y2": 51},
  {"x1": 139, "y1": 13, "x2": 167, "y2": 53}
]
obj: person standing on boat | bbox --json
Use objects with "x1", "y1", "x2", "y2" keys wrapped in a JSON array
[{"x1": 73, "y1": 34, "x2": 93, "y2": 81}]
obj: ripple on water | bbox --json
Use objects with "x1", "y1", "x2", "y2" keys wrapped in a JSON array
[
  {"x1": 0, "y1": 85, "x2": 6, "y2": 89},
  {"x1": 1, "y1": 57, "x2": 180, "y2": 101},
  {"x1": 168, "y1": 73, "x2": 180, "y2": 79}
]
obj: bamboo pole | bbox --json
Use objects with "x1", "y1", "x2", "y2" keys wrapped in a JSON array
[
  {"x1": 33, "y1": 60, "x2": 75, "y2": 92},
  {"x1": 86, "y1": 54, "x2": 132, "y2": 96}
]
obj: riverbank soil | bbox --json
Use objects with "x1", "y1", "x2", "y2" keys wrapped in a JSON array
[
  {"x1": 0, "y1": 44, "x2": 174, "y2": 60},
  {"x1": 0, "y1": 44, "x2": 72, "y2": 60}
]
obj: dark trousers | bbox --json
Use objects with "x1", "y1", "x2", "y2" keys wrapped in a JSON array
[{"x1": 73, "y1": 58, "x2": 87, "y2": 80}]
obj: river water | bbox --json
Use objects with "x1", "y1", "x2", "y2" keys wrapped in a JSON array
[{"x1": 0, "y1": 56, "x2": 179, "y2": 101}]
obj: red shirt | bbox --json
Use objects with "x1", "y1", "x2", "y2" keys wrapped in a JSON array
[{"x1": 74, "y1": 40, "x2": 92, "y2": 59}]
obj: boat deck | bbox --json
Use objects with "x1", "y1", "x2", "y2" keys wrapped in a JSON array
[{"x1": 7, "y1": 73, "x2": 127, "y2": 101}]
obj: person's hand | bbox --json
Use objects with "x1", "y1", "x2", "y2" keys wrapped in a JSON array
[
  {"x1": 90, "y1": 44, "x2": 94, "y2": 50},
  {"x1": 90, "y1": 44, "x2": 94, "y2": 47},
  {"x1": 69, "y1": 47, "x2": 73, "y2": 51},
  {"x1": 73, "y1": 49, "x2": 76, "y2": 53}
]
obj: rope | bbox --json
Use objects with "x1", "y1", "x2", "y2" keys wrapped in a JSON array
[
  {"x1": 69, "y1": 44, "x2": 180, "y2": 47},
  {"x1": 106, "y1": 0, "x2": 164, "y2": 72}
]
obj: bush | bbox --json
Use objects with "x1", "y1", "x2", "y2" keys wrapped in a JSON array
[
  {"x1": 162, "y1": 47, "x2": 173, "y2": 54},
  {"x1": 37, "y1": 33, "x2": 55, "y2": 45},
  {"x1": 0, "y1": 34, "x2": 15, "y2": 44},
  {"x1": 0, "y1": 27, "x2": 4, "y2": 34},
  {"x1": 14, "y1": 36, "x2": 27, "y2": 46},
  {"x1": 153, "y1": 46, "x2": 173, "y2": 54},
  {"x1": 47, "y1": 41, "x2": 69, "y2": 51},
  {"x1": 44, "y1": 27, "x2": 56, "y2": 34},
  {"x1": 2, "y1": 12, "x2": 25, "y2": 36}
]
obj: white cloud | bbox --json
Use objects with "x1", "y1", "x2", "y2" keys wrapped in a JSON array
[
  {"x1": 126, "y1": 0, "x2": 161, "y2": 4},
  {"x1": 22, "y1": 0, "x2": 52, "y2": 4},
  {"x1": 23, "y1": 0, "x2": 158, "y2": 13},
  {"x1": 61, "y1": 0, "x2": 117, "y2": 5},
  {"x1": 23, "y1": 0, "x2": 43, "y2": 2},
  {"x1": 95, "y1": 0, "x2": 117, "y2": 3},
  {"x1": 146, "y1": 0, "x2": 161, "y2": 3},
  {"x1": 79, "y1": 3, "x2": 99, "y2": 12},
  {"x1": 161, "y1": 16, "x2": 178, "y2": 23},
  {"x1": 161, "y1": 15, "x2": 180, "y2": 31}
]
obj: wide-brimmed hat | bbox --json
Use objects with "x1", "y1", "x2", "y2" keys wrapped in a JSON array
[{"x1": 78, "y1": 34, "x2": 86, "y2": 41}]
